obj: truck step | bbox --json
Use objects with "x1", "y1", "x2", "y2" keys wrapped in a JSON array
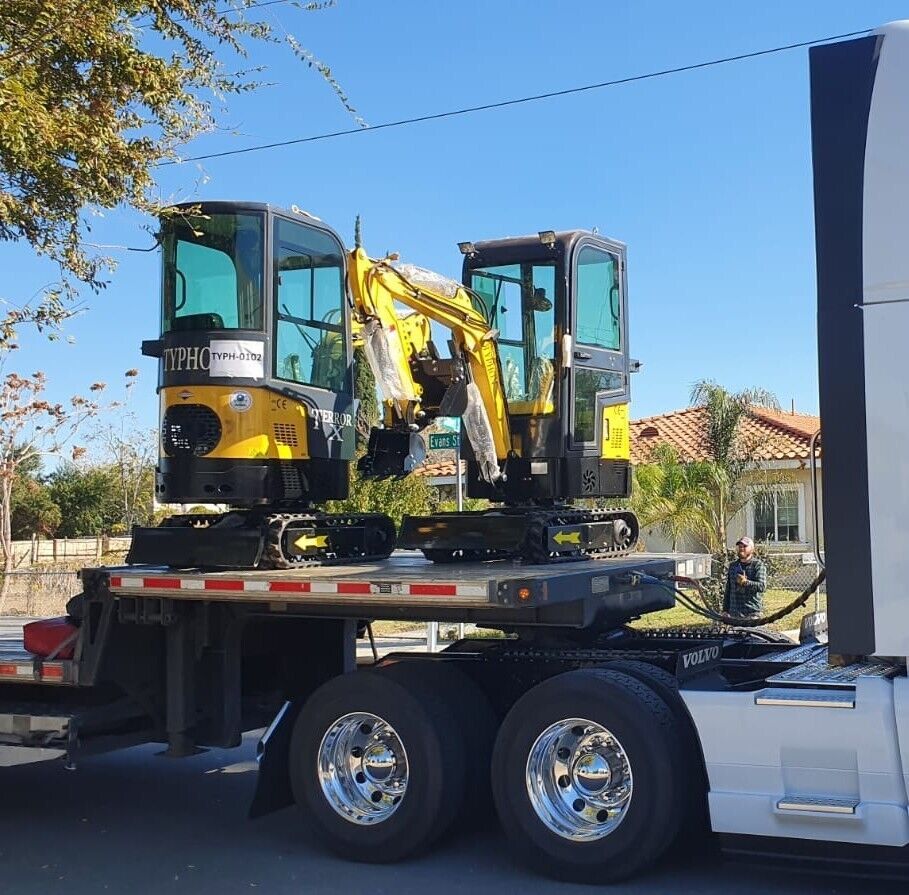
[
  {"x1": 777, "y1": 796, "x2": 859, "y2": 815},
  {"x1": 765, "y1": 650, "x2": 899, "y2": 687},
  {"x1": 0, "y1": 704, "x2": 76, "y2": 748},
  {"x1": 758, "y1": 643, "x2": 827, "y2": 663},
  {"x1": 754, "y1": 688, "x2": 855, "y2": 708}
]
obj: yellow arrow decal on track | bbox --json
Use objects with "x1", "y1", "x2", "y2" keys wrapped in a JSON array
[
  {"x1": 294, "y1": 533, "x2": 329, "y2": 551},
  {"x1": 553, "y1": 530, "x2": 581, "y2": 546}
]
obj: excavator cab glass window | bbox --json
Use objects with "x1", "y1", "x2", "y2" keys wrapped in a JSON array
[
  {"x1": 161, "y1": 212, "x2": 264, "y2": 333},
  {"x1": 575, "y1": 247, "x2": 621, "y2": 351},
  {"x1": 273, "y1": 217, "x2": 348, "y2": 393},
  {"x1": 469, "y1": 262, "x2": 557, "y2": 415}
]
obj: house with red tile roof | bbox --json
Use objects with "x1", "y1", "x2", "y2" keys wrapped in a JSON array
[{"x1": 631, "y1": 406, "x2": 823, "y2": 554}]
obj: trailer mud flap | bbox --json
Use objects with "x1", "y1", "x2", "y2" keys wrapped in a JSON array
[
  {"x1": 675, "y1": 640, "x2": 723, "y2": 680},
  {"x1": 249, "y1": 700, "x2": 301, "y2": 819}
]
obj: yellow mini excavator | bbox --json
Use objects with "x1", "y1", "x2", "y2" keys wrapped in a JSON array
[
  {"x1": 128, "y1": 202, "x2": 398, "y2": 569},
  {"x1": 128, "y1": 201, "x2": 637, "y2": 569},
  {"x1": 346, "y1": 235, "x2": 638, "y2": 564}
]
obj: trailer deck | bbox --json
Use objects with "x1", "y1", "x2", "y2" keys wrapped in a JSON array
[{"x1": 100, "y1": 552, "x2": 710, "y2": 628}]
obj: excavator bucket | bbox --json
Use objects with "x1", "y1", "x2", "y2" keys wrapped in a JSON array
[{"x1": 358, "y1": 429, "x2": 427, "y2": 479}]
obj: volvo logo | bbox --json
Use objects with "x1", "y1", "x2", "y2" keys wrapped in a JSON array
[{"x1": 678, "y1": 644, "x2": 721, "y2": 674}]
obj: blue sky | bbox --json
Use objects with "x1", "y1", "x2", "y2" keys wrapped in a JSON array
[{"x1": 4, "y1": 0, "x2": 907, "y2": 436}]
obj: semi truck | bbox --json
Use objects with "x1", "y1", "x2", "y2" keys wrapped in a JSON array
[{"x1": 1, "y1": 21, "x2": 909, "y2": 885}]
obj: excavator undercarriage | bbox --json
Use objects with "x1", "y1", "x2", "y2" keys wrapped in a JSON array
[
  {"x1": 399, "y1": 507, "x2": 639, "y2": 565},
  {"x1": 129, "y1": 510, "x2": 397, "y2": 570}
]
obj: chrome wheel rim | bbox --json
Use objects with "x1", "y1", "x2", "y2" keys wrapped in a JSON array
[
  {"x1": 525, "y1": 717, "x2": 633, "y2": 841},
  {"x1": 318, "y1": 712, "x2": 408, "y2": 825}
]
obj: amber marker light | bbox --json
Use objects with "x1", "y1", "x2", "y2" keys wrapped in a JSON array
[{"x1": 518, "y1": 587, "x2": 532, "y2": 602}]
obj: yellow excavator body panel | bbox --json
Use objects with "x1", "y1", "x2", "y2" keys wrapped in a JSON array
[
  {"x1": 160, "y1": 385, "x2": 311, "y2": 461},
  {"x1": 601, "y1": 402, "x2": 630, "y2": 461}
]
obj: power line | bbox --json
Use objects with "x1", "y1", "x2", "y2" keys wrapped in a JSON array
[
  {"x1": 135, "y1": 0, "x2": 294, "y2": 27},
  {"x1": 160, "y1": 26, "x2": 872, "y2": 166}
]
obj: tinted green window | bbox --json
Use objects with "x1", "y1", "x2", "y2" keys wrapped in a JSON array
[
  {"x1": 573, "y1": 369, "x2": 623, "y2": 444},
  {"x1": 575, "y1": 246, "x2": 621, "y2": 350},
  {"x1": 161, "y1": 212, "x2": 264, "y2": 332},
  {"x1": 273, "y1": 218, "x2": 348, "y2": 392},
  {"x1": 470, "y1": 262, "x2": 556, "y2": 414}
]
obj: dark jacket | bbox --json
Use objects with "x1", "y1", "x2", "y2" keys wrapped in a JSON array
[{"x1": 724, "y1": 557, "x2": 767, "y2": 616}]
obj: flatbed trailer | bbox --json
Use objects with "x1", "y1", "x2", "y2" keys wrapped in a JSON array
[
  {"x1": 4, "y1": 547, "x2": 907, "y2": 883},
  {"x1": 0, "y1": 551, "x2": 708, "y2": 720}
]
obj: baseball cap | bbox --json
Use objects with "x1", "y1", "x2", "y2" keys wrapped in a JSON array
[{"x1": 736, "y1": 536, "x2": 754, "y2": 548}]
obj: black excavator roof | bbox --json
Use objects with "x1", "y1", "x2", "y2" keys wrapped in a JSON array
[{"x1": 463, "y1": 230, "x2": 626, "y2": 268}]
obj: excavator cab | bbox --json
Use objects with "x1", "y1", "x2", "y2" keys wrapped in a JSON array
[
  {"x1": 130, "y1": 201, "x2": 396, "y2": 569},
  {"x1": 460, "y1": 231, "x2": 632, "y2": 504},
  {"x1": 145, "y1": 201, "x2": 356, "y2": 505}
]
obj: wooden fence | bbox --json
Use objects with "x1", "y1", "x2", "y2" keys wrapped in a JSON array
[{"x1": 10, "y1": 536, "x2": 132, "y2": 568}]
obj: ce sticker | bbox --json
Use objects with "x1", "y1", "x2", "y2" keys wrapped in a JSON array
[{"x1": 228, "y1": 391, "x2": 253, "y2": 413}]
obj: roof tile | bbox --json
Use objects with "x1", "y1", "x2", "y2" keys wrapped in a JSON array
[{"x1": 630, "y1": 406, "x2": 820, "y2": 464}]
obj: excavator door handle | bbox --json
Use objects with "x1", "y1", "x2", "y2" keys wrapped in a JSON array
[{"x1": 574, "y1": 350, "x2": 592, "y2": 361}]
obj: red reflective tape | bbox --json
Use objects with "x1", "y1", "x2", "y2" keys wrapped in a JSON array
[
  {"x1": 42, "y1": 664, "x2": 63, "y2": 680},
  {"x1": 143, "y1": 577, "x2": 182, "y2": 590},
  {"x1": 409, "y1": 583, "x2": 457, "y2": 596},
  {"x1": 205, "y1": 579, "x2": 244, "y2": 591},
  {"x1": 268, "y1": 581, "x2": 311, "y2": 594},
  {"x1": 336, "y1": 582, "x2": 372, "y2": 595},
  {"x1": 109, "y1": 576, "x2": 122, "y2": 588},
  {"x1": 0, "y1": 663, "x2": 18, "y2": 676}
]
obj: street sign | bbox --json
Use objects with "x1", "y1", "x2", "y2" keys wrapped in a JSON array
[{"x1": 429, "y1": 432, "x2": 460, "y2": 451}]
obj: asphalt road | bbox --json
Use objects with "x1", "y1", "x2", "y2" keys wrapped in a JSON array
[{"x1": 0, "y1": 736, "x2": 903, "y2": 895}]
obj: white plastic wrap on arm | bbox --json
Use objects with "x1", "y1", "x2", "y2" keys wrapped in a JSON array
[
  {"x1": 361, "y1": 318, "x2": 417, "y2": 403},
  {"x1": 463, "y1": 382, "x2": 502, "y2": 484},
  {"x1": 390, "y1": 262, "x2": 461, "y2": 298}
]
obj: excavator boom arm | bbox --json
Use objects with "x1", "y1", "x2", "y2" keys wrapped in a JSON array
[{"x1": 347, "y1": 247, "x2": 511, "y2": 479}]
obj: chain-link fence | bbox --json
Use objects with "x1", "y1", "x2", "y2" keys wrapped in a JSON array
[{"x1": 759, "y1": 550, "x2": 826, "y2": 617}]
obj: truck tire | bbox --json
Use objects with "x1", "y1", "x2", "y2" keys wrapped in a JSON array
[
  {"x1": 289, "y1": 666, "x2": 467, "y2": 862},
  {"x1": 602, "y1": 659, "x2": 709, "y2": 845},
  {"x1": 491, "y1": 668, "x2": 684, "y2": 883},
  {"x1": 380, "y1": 659, "x2": 499, "y2": 818}
]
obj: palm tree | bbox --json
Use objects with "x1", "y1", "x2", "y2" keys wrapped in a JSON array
[
  {"x1": 689, "y1": 380, "x2": 780, "y2": 550},
  {"x1": 632, "y1": 443, "x2": 716, "y2": 551}
]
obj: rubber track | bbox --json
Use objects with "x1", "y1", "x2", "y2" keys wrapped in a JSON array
[
  {"x1": 424, "y1": 508, "x2": 639, "y2": 565},
  {"x1": 155, "y1": 510, "x2": 395, "y2": 569},
  {"x1": 261, "y1": 512, "x2": 396, "y2": 569}
]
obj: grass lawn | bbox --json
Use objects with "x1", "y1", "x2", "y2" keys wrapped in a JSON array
[{"x1": 633, "y1": 587, "x2": 827, "y2": 633}]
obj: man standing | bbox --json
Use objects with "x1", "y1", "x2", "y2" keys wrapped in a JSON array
[{"x1": 724, "y1": 536, "x2": 767, "y2": 618}]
